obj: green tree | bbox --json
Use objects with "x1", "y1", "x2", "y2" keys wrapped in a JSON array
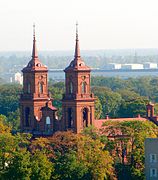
[
  {"x1": 3, "y1": 149, "x2": 31, "y2": 180},
  {"x1": 103, "y1": 120, "x2": 158, "y2": 179},
  {"x1": 53, "y1": 151, "x2": 88, "y2": 180},
  {"x1": 0, "y1": 84, "x2": 22, "y2": 116},
  {"x1": 30, "y1": 151, "x2": 53, "y2": 180},
  {"x1": 7, "y1": 109, "x2": 20, "y2": 131},
  {"x1": 49, "y1": 131, "x2": 115, "y2": 180},
  {"x1": 92, "y1": 87, "x2": 122, "y2": 118},
  {"x1": 94, "y1": 97, "x2": 102, "y2": 119},
  {"x1": 118, "y1": 97, "x2": 148, "y2": 118},
  {"x1": 0, "y1": 133, "x2": 17, "y2": 177}
]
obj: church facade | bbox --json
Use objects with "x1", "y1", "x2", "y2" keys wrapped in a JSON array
[
  {"x1": 20, "y1": 26, "x2": 58, "y2": 135},
  {"x1": 20, "y1": 25, "x2": 156, "y2": 136},
  {"x1": 20, "y1": 25, "x2": 96, "y2": 135}
]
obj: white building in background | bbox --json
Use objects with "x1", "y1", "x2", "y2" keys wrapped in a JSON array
[
  {"x1": 105, "y1": 63, "x2": 122, "y2": 70},
  {"x1": 143, "y1": 62, "x2": 157, "y2": 69},
  {"x1": 14, "y1": 72, "x2": 23, "y2": 85},
  {"x1": 121, "y1": 64, "x2": 144, "y2": 70}
]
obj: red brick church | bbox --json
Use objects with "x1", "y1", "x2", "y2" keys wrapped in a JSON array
[{"x1": 20, "y1": 25, "x2": 157, "y2": 135}]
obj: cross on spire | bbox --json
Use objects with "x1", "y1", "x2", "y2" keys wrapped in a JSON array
[
  {"x1": 32, "y1": 23, "x2": 38, "y2": 59},
  {"x1": 74, "y1": 22, "x2": 81, "y2": 58},
  {"x1": 33, "y1": 23, "x2": 35, "y2": 39},
  {"x1": 76, "y1": 21, "x2": 78, "y2": 41}
]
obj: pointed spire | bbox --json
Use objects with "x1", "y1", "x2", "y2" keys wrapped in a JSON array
[
  {"x1": 32, "y1": 23, "x2": 38, "y2": 59},
  {"x1": 74, "y1": 22, "x2": 81, "y2": 58}
]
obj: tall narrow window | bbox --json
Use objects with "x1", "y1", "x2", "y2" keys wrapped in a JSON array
[
  {"x1": 82, "y1": 82, "x2": 86, "y2": 93},
  {"x1": 46, "y1": 116, "x2": 51, "y2": 132},
  {"x1": 27, "y1": 83, "x2": 31, "y2": 93},
  {"x1": 39, "y1": 82, "x2": 43, "y2": 94},
  {"x1": 83, "y1": 108, "x2": 88, "y2": 128},
  {"x1": 25, "y1": 107, "x2": 30, "y2": 127},
  {"x1": 68, "y1": 108, "x2": 73, "y2": 128},
  {"x1": 69, "y1": 82, "x2": 73, "y2": 94}
]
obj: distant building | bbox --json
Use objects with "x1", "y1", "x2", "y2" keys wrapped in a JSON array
[
  {"x1": 143, "y1": 62, "x2": 157, "y2": 69},
  {"x1": 105, "y1": 63, "x2": 122, "y2": 70},
  {"x1": 145, "y1": 138, "x2": 158, "y2": 179},
  {"x1": 121, "y1": 64, "x2": 143, "y2": 70},
  {"x1": 15, "y1": 72, "x2": 23, "y2": 85}
]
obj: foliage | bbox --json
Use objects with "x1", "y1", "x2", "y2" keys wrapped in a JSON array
[
  {"x1": 94, "y1": 97, "x2": 103, "y2": 119},
  {"x1": 92, "y1": 86, "x2": 122, "y2": 118},
  {"x1": 30, "y1": 151, "x2": 53, "y2": 180},
  {"x1": 48, "y1": 81, "x2": 64, "y2": 119},
  {"x1": 30, "y1": 131, "x2": 115, "y2": 180},
  {"x1": 3, "y1": 149, "x2": 31, "y2": 180},
  {"x1": 0, "y1": 84, "x2": 22, "y2": 116},
  {"x1": 103, "y1": 120, "x2": 158, "y2": 179},
  {"x1": 53, "y1": 151, "x2": 88, "y2": 180},
  {"x1": 6, "y1": 109, "x2": 20, "y2": 130}
]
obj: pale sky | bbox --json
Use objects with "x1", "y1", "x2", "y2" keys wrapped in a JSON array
[{"x1": 0, "y1": 0, "x2": 158, "y2": 51}]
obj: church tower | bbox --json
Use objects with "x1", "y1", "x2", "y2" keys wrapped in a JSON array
[
  {"x1": 20, "y1": 25, "x2": 57, "y2": 135},
  {"x1": 62, "y1": 24, "x2": 96, "y2": 133}
]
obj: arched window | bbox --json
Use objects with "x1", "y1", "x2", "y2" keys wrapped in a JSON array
[
  {"x1": 25, "y1": 107, "x2": 30, "y2": 127},
  {"x1": 45, "y1": 116, "x2": 51, "y2": 132},
  {"x1": 69, "y1": 82, "x2": 73, "y2": 94},
  {"x1": 82, "y1": 82, "x2": 86, "y2": 93},
  {"x1": 83, "y1": 108, "x2": 88, "y2": 128},
  {"x1": 46, "y1": 116, "x2": 51, "y2": 125},
  {"x1": 39, "y1": 82, "x2": 43, "y2": 94},
  {"x1": 27, "y1": 83, "x2": 31, "y2": 93},
  {"x1": 68, "y1": 108, "x2": 73, "y2": 128}
]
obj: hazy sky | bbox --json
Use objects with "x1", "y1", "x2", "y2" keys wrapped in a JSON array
[{"x1": 0, "y1": 0, "x2": 158, "y2": 51}]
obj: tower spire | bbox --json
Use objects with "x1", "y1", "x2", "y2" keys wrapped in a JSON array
[
  {"x1": 32, "y1": 23, "x2": 38, "y2": 58},
  {"x1": 74, "y1": 22, "x2": 81, "y2": 58}
]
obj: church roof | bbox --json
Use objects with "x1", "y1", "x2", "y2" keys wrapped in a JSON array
[
  {"x1": 22, "y1": 25, "x2": 47, "y2": 72},
  {"x1": 65, "y1": 23, "x2": 90, "y2": 72},
  {"x1": 94, "y1": 117, "x2": 148, "y2": 130},
  {"x1": 41, "y1": 100, "x2": 57, "y2": 111}
]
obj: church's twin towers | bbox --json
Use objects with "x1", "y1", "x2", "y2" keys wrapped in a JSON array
[{"x1": 20, "y1": 24, "x2": 95, "y2": 135}]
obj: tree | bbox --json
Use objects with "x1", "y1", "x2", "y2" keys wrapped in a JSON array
[
  {"x1": 94, "y1": 97, "x2": 102, "y2": 119},
  {"x1": 48, "y1": 131, "x2": 116, "y2": 180},
  {"x1": 0, "y1": 115, "x2": 11, "y2": 134},
  {"x1": 92, "y1": 87, "x2": 122, "y2": 118},
  {"x1": 53, "y1": 151, "x2": 88, "y2": 180},
  {"x1": 0, "y1": 133, "x2": 17, "y2": 177},
  {"x1": 7, "y1": 109, "x2": 20, "y2": 131},
  {"x1": 118, "y1": 97, "x2": 148, "y2": 118},
  {"x1": 0, "y1": 84, "x2": 22, "y2": 116},
  {"x1": 102, "y1": 120, "x2": 158, "y2": 179},
  {"x1": 30, "y1": 151, "x2": 53, "y2": 180},
  {"x1": 3, "y1": 149, "x2": 31, "y2": 180},
  {"x1": 48, "y1": 81, "x2": 65, "y2": 118},
  {"x1": 77, "y1": 135, "x2": 116, "y2": 180}
]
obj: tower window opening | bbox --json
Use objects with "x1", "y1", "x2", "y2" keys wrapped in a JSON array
[
  {"x1": 25, "y1": 107, "x2": 30, "y2": 127},
  {"x1": 68, "y1": 108, "x2": 73, "y2": 128},
  {"x1": 39, "y1": 82, "x2": 43, "y2": 94},
  {"x1": 83, "y1": 108, "x2": 88, "y2": 128},
  {"x1": 82, "y1": 82, "x2": 86, "y2": 93},
  {"x1": 45, "y1": 116, "x2": 51, "y2": 132},
  {"x1": 69, "y1": 82, "x2": 73, "y2": 94},
  {"x1": 46, "y1": 116, "x2": 51, "y2": 125},
  {"x1": 27, "y1": 83, "x2": 31, "y2": 93}
]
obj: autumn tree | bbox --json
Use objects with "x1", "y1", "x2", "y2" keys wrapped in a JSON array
[{"x1": 102, "y1": 120, "x2": 158, "y2": 179}]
